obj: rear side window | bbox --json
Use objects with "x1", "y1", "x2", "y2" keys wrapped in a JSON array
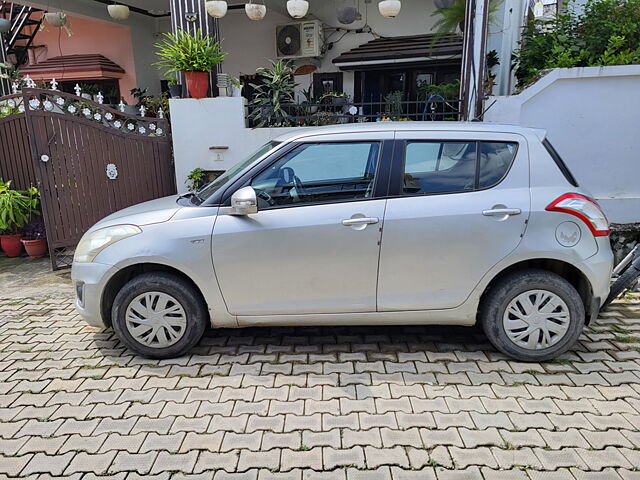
[
  {"x1": 478, "y1": 142, "x2": 518, "y2": 189},
  {"x1": 400, "y1": 140, "x2": 517, "y2": 196},
  {"x1": 543, "y1": 139, "x2": 579, "y2": 187}
]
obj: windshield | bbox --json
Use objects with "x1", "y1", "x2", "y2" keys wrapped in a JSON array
[{"x1": 196, "y1": 141, "x2": 280, "y2": 203}]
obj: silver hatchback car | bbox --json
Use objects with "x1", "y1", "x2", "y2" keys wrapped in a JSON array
[{"x1": 72, "y1": 123, "x2": 613, "y2": 361}]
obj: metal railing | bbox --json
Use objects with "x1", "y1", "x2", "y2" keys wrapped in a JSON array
[{"x1": 245, "y1": 96, "x2": 461, "y2": 128}]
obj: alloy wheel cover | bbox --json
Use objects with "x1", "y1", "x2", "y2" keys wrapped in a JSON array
[
  {"x1": 502, "y1": 289, "x2": 571, "y2": 350},
  {"x1": 125, "y1": 292, "x2": 187, "y2": 348}
]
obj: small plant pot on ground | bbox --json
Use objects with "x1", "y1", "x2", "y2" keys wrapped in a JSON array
[
  {"x1": 1, "y1": 234, "x2": 24, "y2": 257},
  {"x1": 169, "y1": 84, "x2": 183, "y2": 98},
  {"x1": 185, "y1": 71, "x2": 209, "y2": 98},
  {"x1": 21, "y1": 239, "x2": 47, "y2": 258}
]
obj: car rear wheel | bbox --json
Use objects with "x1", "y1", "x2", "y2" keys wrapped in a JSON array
[
  {"x1": 480, "y1": 269, "x2": 585, "y2": 362},
  {"x1": 112, "y1": 273, "x2": 208, "y2": 358}
]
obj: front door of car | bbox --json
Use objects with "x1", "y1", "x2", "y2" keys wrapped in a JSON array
[
  {"x1": 377, "y1": 132, "x2": 531, "y2": 311},
  {"x1": 212, "y1": 135, "x2": 393, "y2": 317}
]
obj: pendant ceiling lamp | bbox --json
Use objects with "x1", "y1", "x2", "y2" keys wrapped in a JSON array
[
  {"x1": 287, "y1": 0, "x2": 309, "y2": 18},
  {"x1": 245, "y1": 0, "x2": 267, "y2": 20},
  {"x1": 378, "y1": 0, "x2": 401, "y2": 18},
  {"x1": 336, "y1": 0, "x2": 359, "y2": 25},
  {"x1": 206, "y1": 1, "x2": 228, "y2": 18},
  {"x1": 108, "y1": 3, "x2": 130, "y2": 20}
]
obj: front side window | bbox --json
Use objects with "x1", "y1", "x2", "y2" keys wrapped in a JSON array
[
  {"x1": 401, "y1": 140, "x2": 517, "y2": 195},
  {"x1": 251, "y1": 142, "x2": 380, "y2": 208}
]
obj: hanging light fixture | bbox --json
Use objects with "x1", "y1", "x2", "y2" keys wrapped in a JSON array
[
  {"x1": 206, "y1": 0, "x2": 228, "y2": 18},
  {"x1": 107, "y1": 3, "x2": 130, "y2": 21},
  {"x1": 0, "y1": 17, "x2": 10, "y2": 33},
  {"x1": 287, "y1": 0, "x2": 309, "y2": 18},
  {"x1": 336, "y1": 0, "x2": 359, "y2": 25},
  {"x1": 378, "y1": 0, "x2": 401, "y2": 18},
  {"x1": 245, "y1": 0, "x2": 267, "y2": 20},
  {"x1": 44, "y1": 12, "x2": 68, "y2": 27}
]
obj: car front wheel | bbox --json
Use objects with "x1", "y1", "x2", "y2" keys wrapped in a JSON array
[
  {"x1": 480, "y1": 269, "x2": 585, "y2": 362},
  {"x1": 111, "y1": 273, "x2": 208, "y2": 358}
]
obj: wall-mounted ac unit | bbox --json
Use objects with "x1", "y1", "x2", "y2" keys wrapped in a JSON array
[{"x1": 276, "y1": 20, "x2": 322, "y2": 59}]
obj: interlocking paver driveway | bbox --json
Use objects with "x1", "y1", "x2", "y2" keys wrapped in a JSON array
[{"x1": 1, "y1": 291, "x2": 640, "y2": 479}]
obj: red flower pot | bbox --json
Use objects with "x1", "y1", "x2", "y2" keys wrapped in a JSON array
[
  {"x1": 0, "y1": 234, "x2": 24, "y2": 257},
  {"x1": 21, "y1": 239, "x2": 48, "y2": 258},
  {"x1": 185, "y1": 71, "x2": 209, "y2": 99}
]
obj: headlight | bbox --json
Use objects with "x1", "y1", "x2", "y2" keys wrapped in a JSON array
[{"x1": 74, "y1": 224, "x2": 141, "y2": 263}]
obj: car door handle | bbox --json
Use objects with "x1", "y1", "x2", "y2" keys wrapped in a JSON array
[
  {"x1": 482, "y1": 208, "x2": 521, "y2": 217},
  {"x1": 341, "y1": 217, "x2": 379, "y2": 226}
]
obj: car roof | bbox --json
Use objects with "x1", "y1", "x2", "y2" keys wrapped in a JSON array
[{"x1": 273, "y1": 122, "x2": 546, "y2": 143}]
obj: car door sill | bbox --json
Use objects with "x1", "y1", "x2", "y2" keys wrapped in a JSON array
[{"x1": 236, "y1": 309, "x2": 476, "y2": 327}]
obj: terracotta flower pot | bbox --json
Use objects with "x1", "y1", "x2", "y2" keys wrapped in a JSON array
[
  {"x1": 185, "y1": 71, "x2": 209, "y2": 99},
  {"x1": 1, "y1": 234, "x2": 24, "y2": 257},
  {"x1": 21, "y1": 239, "x2": 48, "y2": 258}
]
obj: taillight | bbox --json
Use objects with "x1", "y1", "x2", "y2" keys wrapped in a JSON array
[{"x1": 546, "y1": 193, "x2": 609, "y2": 237}]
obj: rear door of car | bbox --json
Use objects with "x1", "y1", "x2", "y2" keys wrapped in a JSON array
[{"x1": 377, "y1": 130, "x2": 531, "y2": 311}]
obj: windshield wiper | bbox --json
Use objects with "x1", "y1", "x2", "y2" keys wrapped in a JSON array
[{"x1": 176, "y1": 192, "x2": 203, "y2": 206}]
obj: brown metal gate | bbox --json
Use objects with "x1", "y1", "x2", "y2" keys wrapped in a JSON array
[
  {"x1": 0, "y1": 88, "x2": 176, "y2": 269},
  {"x1": 0, "y1": 94, "x2": 36, "y2": 190}
]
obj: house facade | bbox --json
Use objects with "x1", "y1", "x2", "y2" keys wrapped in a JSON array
[{"x1": 2, "y1": 0, "x2": 532, "y2": 103}]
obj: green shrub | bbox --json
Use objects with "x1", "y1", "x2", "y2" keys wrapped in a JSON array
[
  {"x1": 154, "y1": 29, "x2": 226, "y2": 75},
  {"x1": 0, "y1": 180, "x2": 40, "y2": 234},
  {"x1": 248, "y1": 60, "x2": 298, "y2": 128},
  {"x1": 513, "y1": 0, "x2": 640, "y2": 87},
  {"x1": 186, "y1": 168, "x2": 207, "y2": 192}
]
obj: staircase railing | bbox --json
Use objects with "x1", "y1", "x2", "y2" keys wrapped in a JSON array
[{"x1": 1, "y1": 1, "x2": 43, "y2": 66}]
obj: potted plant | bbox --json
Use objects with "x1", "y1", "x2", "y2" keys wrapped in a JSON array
[
  {"x1": 167, "y1": 76, "x2": 183, "y2": 99},
  {"x1": 0, "y1": 180, "x2": 39, "y2": 257},
  {"x1": 154, "y1": 28, "x2": 227, "y2": 99},
  {"x1": 228, "y1": 76, "x2": 243, "y2": 97},
  {"x1": 21, "y1": 216, "x2": 47, "y2": 258},
  {"x1": 186, "y1": 168, "x2": 207, "y2": 192},
  {"x1": 248, "y1": 60, "x2": 297, "y2": 127}
]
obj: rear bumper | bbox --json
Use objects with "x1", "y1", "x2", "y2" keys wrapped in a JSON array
[
  {"x1": 71, "y1": 261, "x2": 116, "y2": 328},
  {"x1": 584, "y1": 236, "x2": 614, "y2": 313}
]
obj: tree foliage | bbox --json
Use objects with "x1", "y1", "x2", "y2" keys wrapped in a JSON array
[{"x1": 513, "y1": 0, "x2": 640, "y2": 87}]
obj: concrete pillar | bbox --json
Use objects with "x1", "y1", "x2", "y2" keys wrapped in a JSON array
[{"x1": 459, "y1": 0, "x2": 490, "y2": 121}]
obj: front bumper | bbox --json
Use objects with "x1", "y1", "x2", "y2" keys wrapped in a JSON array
[{"x1": 71, "y1": 261, "x2": 117, "y2": 328}]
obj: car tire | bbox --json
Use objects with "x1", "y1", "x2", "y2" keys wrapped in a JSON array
[
  {"x1": 111, "y1": 272, "x2": 208, "y2": 359},
  {"x1": 480, "y1": 269, "x2": 585, "y2": 362}
]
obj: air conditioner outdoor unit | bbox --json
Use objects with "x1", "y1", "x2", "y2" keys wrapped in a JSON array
[{"x1": 276, "y1": 20, "x2": 323, "y2": 59}]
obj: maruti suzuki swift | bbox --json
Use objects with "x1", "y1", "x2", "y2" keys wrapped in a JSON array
[{"x1": 72, "y1": 123, "x2": 613, "y2": 361}]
